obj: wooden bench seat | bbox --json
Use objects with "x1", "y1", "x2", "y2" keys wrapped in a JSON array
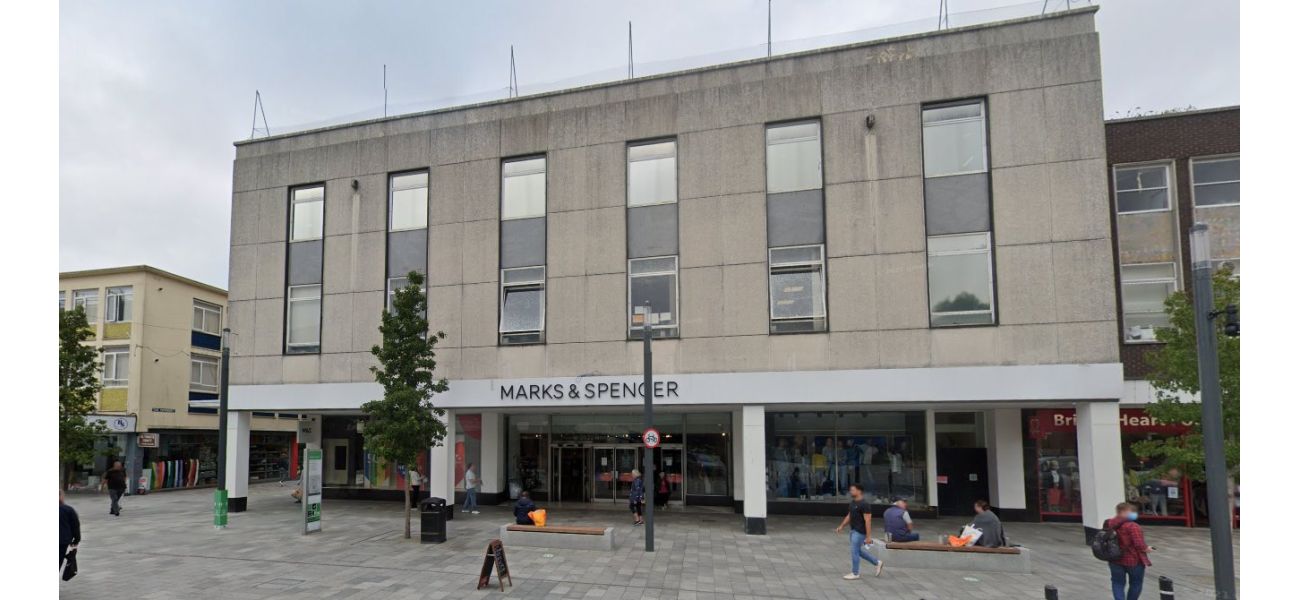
[
  {"x1": 500, "y1": 524, "x2": 616, "y2": 550},
  {"x1": 870, "y1": 540, "x2": 1032, "y2": 573},
  {"x1": 506, "y1": 524, "x2": 606, "y2": 536},
  {"x1": 885, "y1": 541, "x2": 1021, "y2": 554}
]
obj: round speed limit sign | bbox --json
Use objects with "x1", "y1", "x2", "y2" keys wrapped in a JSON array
[{"x1": 642, "y1": 428, "x2": 661, "y2": 449}]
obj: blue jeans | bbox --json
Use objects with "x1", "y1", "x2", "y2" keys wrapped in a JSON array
[
  {"x1": 1109, "y1": 563, "x2": 1145, "y2": 600},
  {"x1": 462, "y1": 487, "x2": 478, "y2": 512},
  {"x1": 890, "y1": 531, "x2": 920, "y2": 542},
  {"x1": 848, "y1": 530, "x2": 879, "y2": 574}
]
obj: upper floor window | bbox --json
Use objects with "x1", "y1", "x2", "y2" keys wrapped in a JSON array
[
  {"x1": 390, "y1": 171, "x2": 429, "y2": 231},
  {"x1": 58, "y1": 290, "x2": 65, "y2": 312},
  {"x1": 768, "y1": 245, "x2": 827, "y2": 333},
  {"x1": 105, "y1": 286, "x2": 133, "y2": 323},
  {"x1": 290, "y1": 185, "x2": 325, "y2": 241},
  {"x1": 285, "y1": 284, "x2": 321, "y2": 352},
  {"x1": 73, "y1": 289, "x2": 99, "y2": 323},
  {"x1": 766, "y1": 121, "x2": 822, "y2": 193},
  {"x1": 628, "y1": 256, "x2": 679, "y2": 339},
  {"x1": 193, "y1": 300, "x2": 222, "y2": 335},
  {"x1": 102, "y1": 346, "x2": 129, "y2": 387},
  {"x1": 927, "y1": 232, "x2": 995, "y2": 326},
  {"x1": 1114, "y1": 165, "x2": 1170, "y2": 214},
  {"x1": 1120, "y1": 262, "x2": 1178, "y2": 343},
  {"x1": 1192, "y1": 156, "x2": 1240, "y2": 207},
  {"x1": 500, "y1": 266, "x2": 545, "y2": 344},
  {"x1": 922, "y1": 102, "x2": 987, "y2": 177},
  {"x1": 628, "y1": 141, "x2": 677, "y2": 206},
  {"x1": 501, "y1": 157, "x2": 546, "y2": 220},
  {"x1": 190, "y1": 354, "x2": 219, "y2": 391}
]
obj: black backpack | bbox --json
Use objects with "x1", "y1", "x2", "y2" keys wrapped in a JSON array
[{"x1": 1091, "y1": 522, "x2": 1126, "y2": 561}]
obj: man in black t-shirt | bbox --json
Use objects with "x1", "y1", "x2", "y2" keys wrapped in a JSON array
[
  {"x1": 100, "y1": 460, "x2": 127, "y2": 516},
  {"x1": 834, "y1": 483, "x2": 884, "y2": 579}
]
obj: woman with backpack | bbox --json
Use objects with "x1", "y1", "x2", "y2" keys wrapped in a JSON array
[{"x1": 1098, "y1": 502, "x2": 1154, "y2": 600}]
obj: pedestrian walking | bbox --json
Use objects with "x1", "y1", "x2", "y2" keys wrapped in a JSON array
[
  {"x1": 462, "y1": 463, "x2": 480, "y2": 514},
  {"x1": 100, "y1": 459, "x2": 127, "y2": 516},
  {"x1": 59, "y1": 489, "x2": 81, "y2": 574},
  {"x1": 629, "y1": 469, "x2": 645, "y2": 525},
  {"x1": 1104, "y1": 502, "x2": 1153, "y2": 600},
  {"x1": 834, "y1": 483, "x2": 883, "y2": 579}
]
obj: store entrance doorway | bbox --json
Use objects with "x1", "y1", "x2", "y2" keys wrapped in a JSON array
[{"x1": 551, "y1": 443, "x2": 684, "y2": 505}]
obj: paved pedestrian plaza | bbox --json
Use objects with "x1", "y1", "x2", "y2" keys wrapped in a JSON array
[{"x1": 61, "y1": 484, "x2": 1238, "y2": 599}]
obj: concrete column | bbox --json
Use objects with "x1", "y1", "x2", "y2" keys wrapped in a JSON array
[
  {"x1": 741, "y1": 405, "x2": 766, "y2": 534},
  {"x1": 429, "y1": 412, "x2": 453, "y2": 501},
  {"x1": 227, "y1": 411, "x2": 251, "y2": 512},
  {"x1": 731, "y1": 408, "x2": 744, "y2": 503},
  {"x1": 986, "y1": 408, "x2": 1027, "y2": 511},
  {"x1": 1076, "y1": 401, "x2": 1124, "y2": 542},
  {"x1": 125, "y1": 433, "x2": 141, "y2": 496},
  {"x1": 480, "y1": 412, "x2": 505, "y2": 502},
  {"x1": 925, "y1": 409, "x2": 939, "y2": 508}
]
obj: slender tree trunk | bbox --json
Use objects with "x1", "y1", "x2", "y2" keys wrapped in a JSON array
[{"x1": 404, "y1": 480, "x2": 412, "y2": 539}]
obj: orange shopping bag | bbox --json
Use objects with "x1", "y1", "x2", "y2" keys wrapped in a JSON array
[{"x1": 528, "y1": 509, "x2": 547, "y2": 527}]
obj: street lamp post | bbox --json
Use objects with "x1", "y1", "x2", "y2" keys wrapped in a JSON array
[
  {"x1": 214, "y1": 327, "x2": 231, "y2": 529},
  {"x1": 635, "y1": 303, "x2": 656, "y2": 552},
  {"x1": 1189, "y1": 222, "x2": 1236, "y2": 600}
]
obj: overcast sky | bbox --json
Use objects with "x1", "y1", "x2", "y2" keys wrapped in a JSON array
[{"x1": 59, "y1": 0, "x2": 1239, "y2": 289}]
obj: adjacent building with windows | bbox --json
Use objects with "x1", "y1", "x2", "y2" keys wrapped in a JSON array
[
  {"x1": 1035, "y1": 106, "x2": 1240, "y2": 526},
  {"x1": 225, "y1": 6, "x2": 1126, "y2": 537},
  {"x1": 59, "y1": 266, "x2": 297, "y2": 493}
]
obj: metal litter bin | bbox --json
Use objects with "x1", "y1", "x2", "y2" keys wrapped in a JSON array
[{"x1": 420, "y1": 497, "x2": 447, "y2": 544}]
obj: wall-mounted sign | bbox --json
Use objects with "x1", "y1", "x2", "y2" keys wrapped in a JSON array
[
  {"x1": 86, "y1": 415, "x2": 136, "y2": 432},
  {"x1": 151, "y1": 407, "x2": 176, "y2": 413},
  {"x1": 499, "y1": 380, "x2": 680, "y2": 401},
  {"x1": 297, "y1": 415, "x2": 321, "y2": 447},
  {"x1": 138, "y1": 433, "x2": 159, "y2": 448}
]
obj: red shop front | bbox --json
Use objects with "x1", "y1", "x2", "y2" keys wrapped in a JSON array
[{"x1": 1027, "y1": 407, "x2": 1194, "y2": 526}]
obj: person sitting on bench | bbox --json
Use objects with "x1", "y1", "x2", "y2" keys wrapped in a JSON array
[
  {"x1": 514, "y1": 491, "x2": 538, "y2": 525},
  {"x1": 883, "y1": 497, "x2": 921, "y2": 542},
  {"x1": 971, "y1": 500, "x2": 1007, "y2": 547}
]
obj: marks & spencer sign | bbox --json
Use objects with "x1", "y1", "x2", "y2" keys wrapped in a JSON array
[{"x1": 499, "y1": 380, "x2": 680, "y2": 401}]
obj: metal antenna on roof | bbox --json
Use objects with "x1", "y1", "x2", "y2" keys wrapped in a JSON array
[
  {"x1": 767, "y1": 0, "x2": 772, "y2": 58},
  {"x1": 249, "y1": 90, "x2": 270, "y2": 139},
  {"x1": 383, "y1": 64, "x2": 388, "y2": 117},
  {"x1": 509, "y1": 45, "x2": 518, "y2": 98},
  {"x1": 938, "y1": 0, "x2": 950, "y2": 30},
  {"x1": 628, "y1": 21, "x2": 634, "y2": 79}
]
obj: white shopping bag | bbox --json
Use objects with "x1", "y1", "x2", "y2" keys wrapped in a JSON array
[{"x1": 959, "y1": 525, "x2": 984, "y2": 546}]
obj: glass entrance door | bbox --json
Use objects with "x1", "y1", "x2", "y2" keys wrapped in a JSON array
[
  {"x1": 593, "y1": 447, "x2": 616, "y2": 501},
  {"x1": 550, "y1": 446, "x2": 589, "y2": 503}
]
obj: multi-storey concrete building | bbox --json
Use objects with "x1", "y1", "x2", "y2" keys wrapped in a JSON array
[
  {"x1": 225, "y1": 6, "x2": 1124, "y2": 536},
  {"x1": 59, "y1": 266, "x2": 297, "y2": 493}
]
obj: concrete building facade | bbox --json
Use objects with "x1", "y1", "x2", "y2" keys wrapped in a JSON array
[
  {"x1": 226, "y1": 6, "x2": 1124, "y2": 537},
  {"x1": 60, "y1": 266, "x2": 297, "y2": 494}
]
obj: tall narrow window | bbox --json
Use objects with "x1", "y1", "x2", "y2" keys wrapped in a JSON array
[
  {"x1": 290, "y1": 186, "x2": 325, "y2": 241},
  {"x1": 105, "y1": 286, "x2": 133, "y2": 323},
  {"x1": 628, "y1": 257, "x2": 678, "y2": 338},
  {"x1": 922, "y1": 100, "x2": 994, "y2": 327},
  {"x1": 102, "y1": 346, "x2": 130, "y2": 387},
  {"x1": 1114, "y1": 165, "x2": 1170, "y2": 213},
  {"x1": 1120, "y1": 263, "x2": 1177, "y2": 342},
  {"x1": 193, "y1": 300, "x2": 222, "y2": 335},
  {"x1": 286, "y1": 284, "x2": 321, "y2": 351},
  {"x1": 766, "y1": 121, "x2": 827, "y2": 333},
  {"x1": 500, "y1": 267, "x2": 545, "y2": 344},
  {"x1": 768, "y1": 245, "x2": 827, "y2": 333},
  {"x1": 190, "y1": 354, "x2": 219, "y2": 391},
  {"x1": 627, "y1": 140, "x2": 679, "y2": 338},
  {"x1": 1192, "y1": 156, "x2": 1239, "y2": 207},
  {"x1": 73, "y1": 289, "x2": 99, "y2": 323},
  {"x1": 58, "y1": 290, "x2": 66, "y2": 312},
  {"x1": 927, "y1": 233, "x2": 995, "y2": 326},
  {"x1": 387, "y1": 171, "x2": 429, "y2": 311},
  {"x1": 500, "y1": 157, "x2": 547, "y2": 344}
]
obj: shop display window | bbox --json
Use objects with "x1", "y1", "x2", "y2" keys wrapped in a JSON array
[{"x1": 766, "y1": 411, "x2": 928, "y2": 506}]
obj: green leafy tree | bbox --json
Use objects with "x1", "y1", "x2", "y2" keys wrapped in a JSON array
[
  {"x1": 361, "y1": 271, "x2": 449, "y2": 538},
  {"x1": 60, "y1": 306, "x2": 107, "y2": 487},
  {"x1": 1131, "y1": 266, "x2": 1239, "y2": 483}
]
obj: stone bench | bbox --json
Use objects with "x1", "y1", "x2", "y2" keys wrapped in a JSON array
[
  {"x1": 500, "y1": 524, "x2": 616, "y2": 551},
  {"x1": 870, "y1": 540, "x2": 1032, "y2": 573}
]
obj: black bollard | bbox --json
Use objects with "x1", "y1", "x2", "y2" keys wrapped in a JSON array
[
  {"x1": 1044, "y1": 584, "x2": 1059, "y2": 600},
  {"x1": 1159, "y1": 576, "x2": 1175, "y2": 599}
]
